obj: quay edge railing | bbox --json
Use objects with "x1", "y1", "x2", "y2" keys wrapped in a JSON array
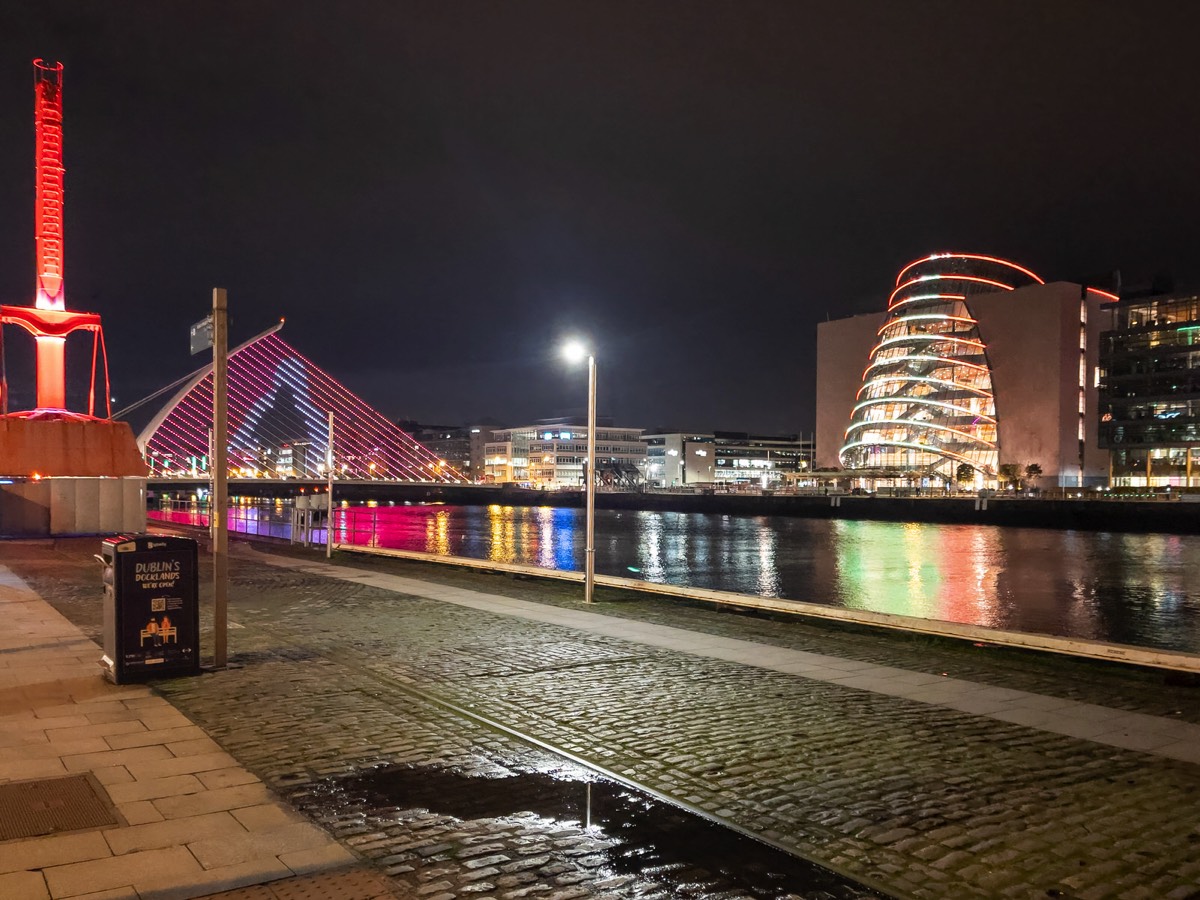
[{"x1": 147, "y1": 499, "x2": 1200, "y2": 676}]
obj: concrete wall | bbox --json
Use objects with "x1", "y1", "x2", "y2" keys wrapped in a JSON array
[
  {"x1": 973, "y1": 282, "x2": 1107, "y2": 486},
  {"x1": 815, "y1": 312, "x2": 882, "y2": 469},
  {"x1": 0, "y1": 481, "x2": 51, "y2": 535},
  {"x1": 0, "y1": 478, "x2": 146, "y2": 536},
  {"x1": 682, "y1": 438, "x2": 715, "y2": 483}
]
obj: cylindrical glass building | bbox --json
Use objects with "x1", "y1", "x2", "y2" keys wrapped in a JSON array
[{"x1": 839, "y1": 253, "x2": 1043, "y2": 482}]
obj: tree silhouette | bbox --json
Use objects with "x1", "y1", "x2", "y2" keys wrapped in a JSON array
[
  {"x1": 1024, "y1": 463, "x2": 1043, "y2": 492},
  {"x1": 955, "y1": 463, "x2": 975, "y2": 487},
  {"x1": 998, "y1": 463, "x2": 1023, "y2": 490}
]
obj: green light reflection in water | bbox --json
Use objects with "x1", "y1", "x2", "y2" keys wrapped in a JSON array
[{"x1": 833, "y1": 519, "x2": 945, "y2": 619}]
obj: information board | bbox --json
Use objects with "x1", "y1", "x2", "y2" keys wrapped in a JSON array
[{"x1": 102, "y1": 535, "x2": 200, "y2": 682}]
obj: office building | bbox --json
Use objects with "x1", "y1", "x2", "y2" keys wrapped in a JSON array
[
  {"x1": 817, "y1": 253, "x2": 1112, "y2": 488},
  {"x1": 1099, "y1": 292, "x2": 1200, "y2": 486},
  {"x1": 643, "y1": 433, "x2": 716, "y2": 486},
  {"x1": 643, "y1": 431, "x2": 814, "y2": 488},
  {"x1": 400, "y1": 422, "x2": 495, "y2": 482},
  {"x1": 484, "y1": 419, "x2": 646, "y2": 488}
]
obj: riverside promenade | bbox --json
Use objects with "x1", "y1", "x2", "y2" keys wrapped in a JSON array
[{"x1": 1, "y1": 536, "x2": 1199, "y2": 899}]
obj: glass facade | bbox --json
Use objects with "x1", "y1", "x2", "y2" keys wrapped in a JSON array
[
  {"x1": 1099, "y1": 293, "x2": 1200, "y2": 486},
  {"x1": 712, "y1": 432, "x2": 813, "y2": 486},
  {"x1": 840, "y1": 254, "x2": 1042, "y2": 482}
]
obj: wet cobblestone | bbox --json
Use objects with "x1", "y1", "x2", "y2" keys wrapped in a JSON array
[{"x1": 5, "y1": 538, "x2": 1200, "y2": 898}]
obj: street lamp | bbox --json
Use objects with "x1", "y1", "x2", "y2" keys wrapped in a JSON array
[{"x1": 563, "y1": 340, "x2": 596, "y2": 604}]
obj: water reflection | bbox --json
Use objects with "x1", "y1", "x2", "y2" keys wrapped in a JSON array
[
  {"x1": 536, "y1": 507, "x2": 556, "y2": 570},
  {"x1": 833, "y1": 521, "x2": 1009, "y2": 626},
  {"x1": 755, "y1": 519, "x2": 780, "y2": 597},
  {"x1": 147, "y1": 502, "x2": 1200, "y2": 652},
  {"x1": 488, "y1": 505, "x2": 516, "y2": 564},
  {"x1": 425, "y1": 508, "x2": 451, "y2": 556},
  {"x1": 636, "y1": 512, "x2": 666, "y2": 582}
]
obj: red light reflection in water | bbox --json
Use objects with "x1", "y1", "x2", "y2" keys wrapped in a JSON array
[
  {"x1": 934, "y1": 526, "x2": 999, "y2": 625},
  {"x1": 335, "y1": 505, "x2": 579, "y2": 571}
]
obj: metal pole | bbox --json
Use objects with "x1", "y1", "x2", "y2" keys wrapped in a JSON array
[
  {"x1": 212, "y1": 287, "x2": 229, "y2": 669},
  {"x1": 326, "y1": 410, "x2": 334, "y2": 559},
  {"x1": 585, "y1": 354, "x2": 596, "y2": 604}
]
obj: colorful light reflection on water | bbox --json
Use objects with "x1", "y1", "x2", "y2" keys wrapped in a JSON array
[{"x1": 149, "y1": 502, "x2": 1200, "y2": 653}]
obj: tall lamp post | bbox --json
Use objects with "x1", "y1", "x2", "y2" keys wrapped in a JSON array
[{"x1": 563, "y1": 341, "x2": 596, "y2": 604}]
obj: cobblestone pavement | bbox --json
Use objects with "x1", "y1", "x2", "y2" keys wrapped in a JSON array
[{"x1": 4, "y1": 537, "x2": 1200, "y2": 900}]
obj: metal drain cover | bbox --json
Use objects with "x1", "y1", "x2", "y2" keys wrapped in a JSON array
[
  {"x1": 199, "y1": 866, "x2": 395, "y2": 899},
  {"x1": 0, "y1": 774, "x2": 119, "y2": 841}
]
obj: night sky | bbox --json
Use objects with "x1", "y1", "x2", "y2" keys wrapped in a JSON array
[{"x1": 1, "y1": 2, "x2": 1199, "y2": 435}]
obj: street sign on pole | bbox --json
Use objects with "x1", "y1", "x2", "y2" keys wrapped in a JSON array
[
  {"x1": 190, "y1": 315, "x2": 213, "y2": 356},
  {"x1": 210, "y1": 290, "x2": 228, "y2": 669}
]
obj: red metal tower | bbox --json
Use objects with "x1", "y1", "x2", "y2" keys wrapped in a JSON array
[
  {"x1": 34, "y1": 59, "x2": 65, "y2": 312},
  {"x1": 0, "y1": 59, "x2": 108, "y2": 414}
]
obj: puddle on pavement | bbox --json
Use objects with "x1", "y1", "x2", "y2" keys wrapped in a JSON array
[{"x1": 326, "y1": 763, "x2": 883, "y2": 899}]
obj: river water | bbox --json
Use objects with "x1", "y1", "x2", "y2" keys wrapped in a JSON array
[{"x1": 153, "y1": 501, "x2": 1200, "y2": 655}]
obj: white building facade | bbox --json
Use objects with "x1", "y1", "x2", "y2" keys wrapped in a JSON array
[
  {"x1": 485, "y1": 420, "x2": 646, "y2": 488},
  {"x1": 643, "y1": 432, "x2": 814, "y2": 488},
  {"x1": 643, "y1": 433, "x2": 716, "y2": 486}
]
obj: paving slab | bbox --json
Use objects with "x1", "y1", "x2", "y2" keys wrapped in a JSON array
[{"x1": 0, "y1": 564, "x2": 373, "y2": 900}]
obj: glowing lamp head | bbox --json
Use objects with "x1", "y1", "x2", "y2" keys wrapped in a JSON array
[{"x1": 562, "y1": 340, "x2": 590, "y2": 364}]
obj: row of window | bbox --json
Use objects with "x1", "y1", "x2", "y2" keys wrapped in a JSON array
[
  {"x1": 1102, "y1": 423, "x2": 1200, "y2": 446},
  {"x1": 1111, "y1": 296, "x2": 1200, "y2": 330}
]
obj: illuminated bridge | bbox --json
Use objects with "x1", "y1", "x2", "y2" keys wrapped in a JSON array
[{"x1": 137, "y1": 323, "x2": 467, "y2": 483}]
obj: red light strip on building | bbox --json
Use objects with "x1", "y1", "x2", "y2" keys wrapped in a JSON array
[
  {"x1": 862, "y1": 353, "x2": 989, "y2": 381},
  {"x1": 873, "y1": 333, "x2": 986, "y2": 352},
  {"x1": 852, "y1": 394, "x2": 996, "y2": 422},
  {"x1": 839, "y1": 438, "x2": 987, "y2": 470},
  {"x1": 855, "y1": 374, "x2": 993, "y2": 400},
  {"x1": 877, "y1": 313, "x2": 976, "y2": 335},
  {"x1": 889, "y1": 277, "x2": 1013, "y2": 309},
  {"x1": 843, "y1": 418, "x2": 997, "y2": 448},
  {"x1": 894, "y1": 253, "x2": 1044, "y2": 288}
]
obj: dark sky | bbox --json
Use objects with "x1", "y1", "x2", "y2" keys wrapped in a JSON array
[{"x1": 2, "y1": 2, "x2": 1199, "y2": 434}]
